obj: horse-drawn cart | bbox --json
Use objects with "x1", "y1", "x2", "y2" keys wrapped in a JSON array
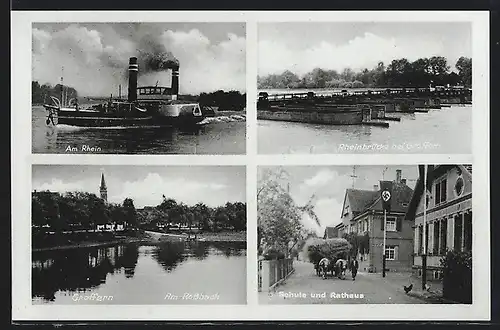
[{"x1": 306, "y1": 238, "x2": 351, "y2": 280}]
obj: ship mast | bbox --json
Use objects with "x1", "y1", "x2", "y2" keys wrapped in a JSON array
[{"x1": 60, "y1": 67, "x2": 65, "y2": 107}]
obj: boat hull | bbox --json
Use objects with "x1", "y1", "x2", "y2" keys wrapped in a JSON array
[
  {"x1": 257, "y1": 105, "x2": 364, "y2": 125},
  {"x1": 46, "y1": 108, "x2": 204, "y2": 128}
]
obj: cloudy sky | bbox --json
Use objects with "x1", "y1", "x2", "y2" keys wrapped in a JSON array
[
  {"x1": 258, "y1": 22, "x2": 471, "y2": 76},
  {"x1": 32, "y1": 165, "x2": 245, "y2": 208},
  {"x1": 258, "y1": 165, "x2": 419, "y2": 236},
  {"x1": 32, "y1": 23, "x2": 246, "y2": 96}
]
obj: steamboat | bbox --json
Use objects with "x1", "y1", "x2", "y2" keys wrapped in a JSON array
[{"x1": 43, "y1": 57, "x2": 204, "y2": 128}]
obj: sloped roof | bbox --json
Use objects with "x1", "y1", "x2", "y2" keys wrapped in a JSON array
[
  {"x1": 346, "y1": 181, "x2": 414, "y2": 220},
  {"x1": 367, "y1": 181, "x2": 414, "y2": 213},
  {"x1": 345, "y1": 189, "x2": 378, "y2": 215}
]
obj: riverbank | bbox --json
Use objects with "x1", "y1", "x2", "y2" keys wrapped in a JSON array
[
  {"x1": 197, "y1": 231, "x2": 246, "y2": 242},
  {"x1": 144, "y1": 230, "x2": 246, "y2": 242},
  {"x1": 32, "y1": 235, "x2": 149, "y2": 252}
]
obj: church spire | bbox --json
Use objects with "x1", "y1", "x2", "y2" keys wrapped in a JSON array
[{"x1": 100, "y1": 173, "x2": 107, "y2": 202}]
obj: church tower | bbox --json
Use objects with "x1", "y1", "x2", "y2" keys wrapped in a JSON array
[{"x1": 100, "y1": 173, "x2": 107, "y2": 202}]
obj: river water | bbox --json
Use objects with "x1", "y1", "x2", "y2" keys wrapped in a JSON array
[
  {"x1": 258, "y1": 105, "x2": 471, "y2": 154},
  {"x1": 32, "y1": 106, "x2": 246, "y2": 154},
  {"x1": 32, "y1": 241, "x2": 247, "y2": 305}
]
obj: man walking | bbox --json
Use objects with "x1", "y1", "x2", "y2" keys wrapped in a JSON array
[{"x1": 351, "y1": 258, "x2": 359, "y2": 281}]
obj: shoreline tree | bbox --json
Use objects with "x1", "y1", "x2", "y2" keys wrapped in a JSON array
[{"x1": 258, "y1": 56, "x2": 472, "y2": 89}]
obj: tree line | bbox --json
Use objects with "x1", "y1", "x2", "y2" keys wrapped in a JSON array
[
  {"x1": 32, "y1": 191, "x2": 246, "y2": 233},
  {"x1": 32, "y1": 191, "x2": 138, "y2": 232},
  {"x1": 180, "y1": 90, "x2": 246, "y2": 111},
  {"x1": 139, "y1": 195, "x2": 246, "y2": 232},
  {"x1": 258, "y1": 56, "x2": 472, "y2": 90},
  {"x1": 32, "y1": 81, "x2": 78, "y2": 105}
]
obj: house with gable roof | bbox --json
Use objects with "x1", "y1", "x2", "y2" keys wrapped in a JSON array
[{"x1": 338, "y1": 169, "x2": 415, "y2": 273}]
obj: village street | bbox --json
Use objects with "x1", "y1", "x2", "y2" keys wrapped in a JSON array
[{"x1": 259, "y1": 261, "x2": 444, "y2": 305}]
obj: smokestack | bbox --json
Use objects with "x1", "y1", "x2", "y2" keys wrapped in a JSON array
[
  {"x1": 128, "y1": 57, "x2": 138, "y2": 102},
  {"x1": 373, "y1": 184, "x2": 379, "y2": 191},
  {"x1": 401, "y1": 178, "x2": 407, "y2": 185},
  {"x1": 171, "y1": 67, "x2": 179, "y2": 100},
  {"x1": 396, "y1": 169, "x2": 402, "y2": 183}
]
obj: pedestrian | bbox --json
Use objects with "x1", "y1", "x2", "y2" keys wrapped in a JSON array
[{"x1": 351, "y1": 258, "x2": 359, "y2": 281}]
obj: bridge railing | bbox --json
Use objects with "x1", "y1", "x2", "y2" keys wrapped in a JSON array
[
  {"x1": 258, "y1": 88, "x2": 471, "y2": 103},
  {"x1": 258, "y1": 258, "x2": 294, "y2": 292}
]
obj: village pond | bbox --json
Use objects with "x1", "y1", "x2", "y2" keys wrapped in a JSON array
[
  {"x1": 258, "y1": 105, "x2": 471, "y2": 154},
  {"x1": 32, "y1": 240, "x2": 247, "y2": 304}
]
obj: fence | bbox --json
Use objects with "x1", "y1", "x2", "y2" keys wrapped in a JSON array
[{"x1": 258, "y1": 258, "x2": 294, "y2": 292}]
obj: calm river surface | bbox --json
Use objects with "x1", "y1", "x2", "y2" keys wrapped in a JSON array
[
  {"x1": 32, "y1": 241, "x2": 246, "y2": 304},
  {"x1": 258, "y1": 105, "x2": 471, "y2": 154},
  {"x1": 32, "y1": 106, "x2": 246, "y2": 154}
]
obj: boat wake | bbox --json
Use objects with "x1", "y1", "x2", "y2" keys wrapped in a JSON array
[
  {"x1": 55, "y1": 124, "x2": 168, "y2": 131},
  {"x1": 198, "y1": 114, "x2": 246, "y2": 125}
]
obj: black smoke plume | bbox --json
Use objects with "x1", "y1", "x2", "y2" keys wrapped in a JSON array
[{"x1": 136, "y1": 34, "x2": 180, "y2": 75}]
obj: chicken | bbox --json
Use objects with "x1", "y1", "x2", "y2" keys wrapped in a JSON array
[
  {"x1": 403, "y1": 283, "x2": 413, "y2": 294},
  {"x1": 424, "y1": 283, "x2": 431, "y2": 292}
]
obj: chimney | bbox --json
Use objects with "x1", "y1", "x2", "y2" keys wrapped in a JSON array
[
  {"x1": 396, "y1": 169, "x2": 402, "y2": 183},
  {"x1": 373, "y1": 184, "x2": 379, "y2": 191},
  {"x1": 128, "y1": 57, "x2": 138, "y2": 102},
  {"x1": 171, "y1": 66, "x2": 179, "y2": 100},
  {"x1": 401, "y1": 178, "x2": 407, "y2": 185}
]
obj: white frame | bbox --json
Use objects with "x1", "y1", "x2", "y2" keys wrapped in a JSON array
[
  {"x1": 11, "y1": 10, "x2": 490, "y2": 322},
  {"x1": 386, "y1": 216, "x2": 397, "y2": 232},
  {"x1": 385, "y1": 245, "x2": 396, "y2": 261}
]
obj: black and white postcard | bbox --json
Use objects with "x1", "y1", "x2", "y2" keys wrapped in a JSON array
[
  {"x1": 257, "y1": 22, "x2": 473, "y2": 154},
  {"x1": 31, "y1": 22, "x2": 246, "y2": 155},
  {"x1": 11, "y1": 10, "x2": 490, "y2": 322},
  {"x1": 258, "y1": 165, "x2": 472, "y2": 305},
  {"x1": 31, "y1": 165, "x2": 247, "y2": 305}
]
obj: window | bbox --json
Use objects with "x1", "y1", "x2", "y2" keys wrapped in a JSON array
[
  {"x1": 343, "y1": 205, "x2": 349, "y2": 216},
  {"x1": 435, "y1": 177, "x2": 447, "y2": 205},
  {"x1": 385, "y1": 246, "x2": 397, "y2": 260},
  {"x1": 425, "y1": 223, "x2": 429, "y2": 254},
  {"x1": 433, "y1": 222, "x2": 439, "y2": 255},
  {"x1": 418, "y1": 225, "x2": 423, "y2": 255},
  {"x1": 454, "y1": 214, "x2": 463, "y2": 251},
  {"x1": 454, "y1": 176, "x2": 464, "y2": 197},
  {"x1": 440, "y1": 218, "x2": 447, "y2": 255},
  {"x1": 464, "y1": 212, "x2": 472, "y2": 252},
  {"x1": 386, "y1": 217, "x2": 397, "y2": 231}
]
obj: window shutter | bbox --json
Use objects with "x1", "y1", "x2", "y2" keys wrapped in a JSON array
[
  {"x1": 396, "y1": 217, "x2": 402, "y2": 231},
  {"x1": 395, "y1": 246, "x2": 399, "y2": 260},
  {"x1": 381, "y1": 217, "x2": 384, "y2": 230}
]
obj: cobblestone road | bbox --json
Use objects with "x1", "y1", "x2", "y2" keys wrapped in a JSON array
[{"x1": 259, "y1": 261, "x2": 444, "y2": 304}]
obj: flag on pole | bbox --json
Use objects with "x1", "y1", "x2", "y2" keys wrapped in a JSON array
[
  {"x1": 418, "y1": 165, "x2": 434, "y2": 204},
  {"x1": 380, "y1": 181, "x2": 393, "y2": 213}
]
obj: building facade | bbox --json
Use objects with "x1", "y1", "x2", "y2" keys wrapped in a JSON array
[
  {"x1": 406, "y1": 165, "x2": 472, "y2": 280},
  {"x1": 338, "y1": 169, "x2": 414, "y2": 273}
]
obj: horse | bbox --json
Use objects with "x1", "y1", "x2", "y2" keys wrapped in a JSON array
[
  {"x1": 318, "y1": 257, "x2": 334, "y2": 279},
  {"x1": 334, "y1": 258, "x2": 348, "y2": 279}
]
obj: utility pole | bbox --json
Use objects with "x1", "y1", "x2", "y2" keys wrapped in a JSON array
[
  {"x1": 422, "y1": 164, "x2": 428, "y2": 290},
  {"x1": 383, "y1": 209, "x2": 387, "y2": 278},
  {"x1": 350, "y1": 166, "x2": 358, "y2": 188},
  {"x1": 382, "y1": 166, "x2": 388, "y2": 180}
]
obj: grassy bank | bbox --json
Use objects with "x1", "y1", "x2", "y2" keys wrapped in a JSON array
[
  {"x1": 32, "y1": 236, "x2": 148, "y2": 252},
  {"x1": 196, "y1": 231, "x2": 246, "y2": 242}
]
